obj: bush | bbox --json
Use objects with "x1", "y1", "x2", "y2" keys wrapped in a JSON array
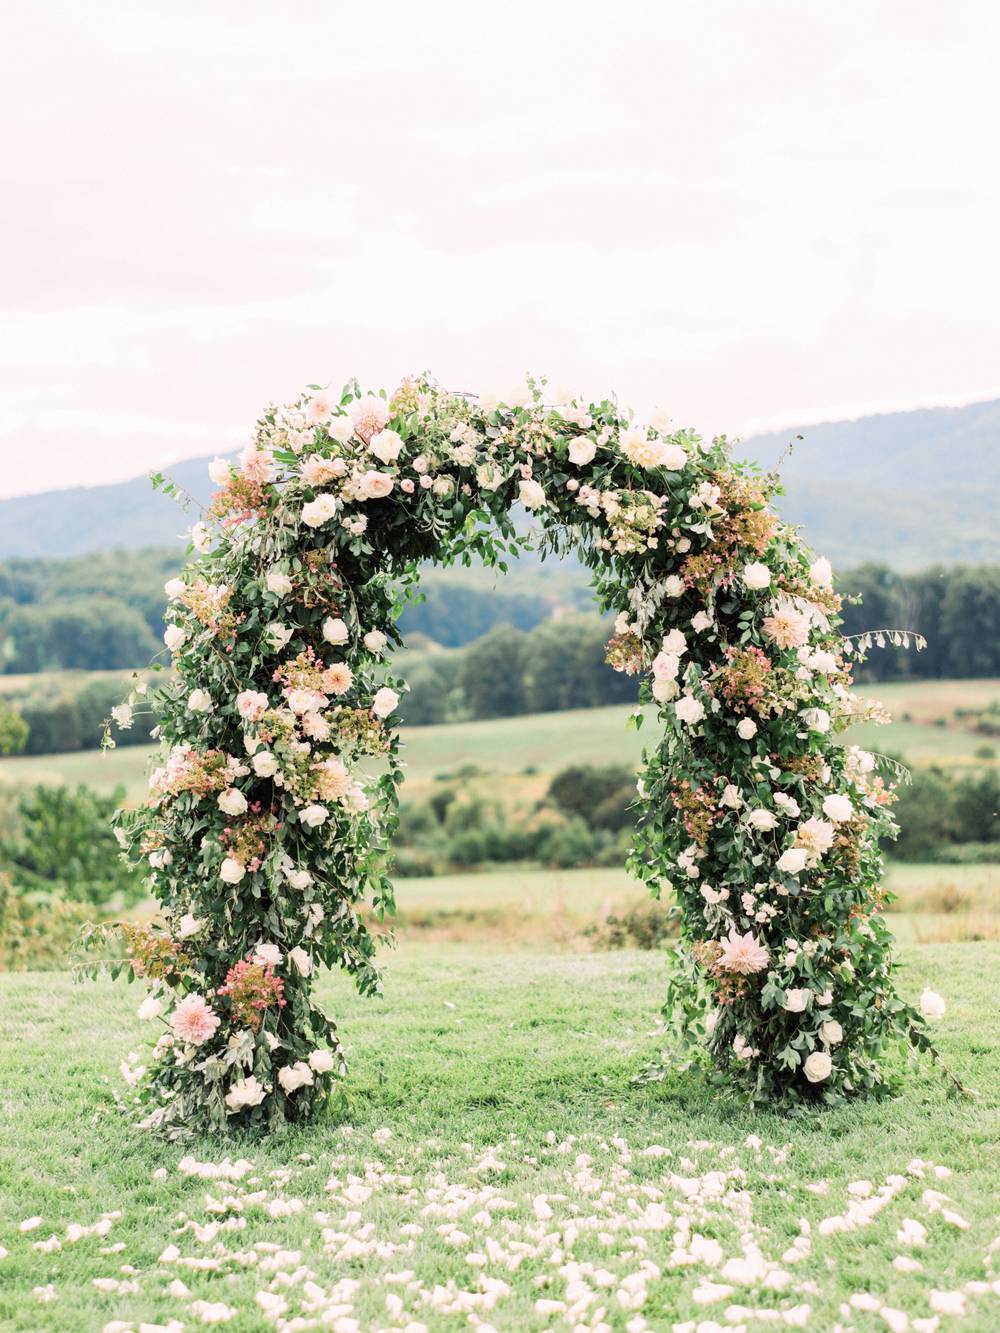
[
  {"x1": 0, "y1": 873, "x2": 95, "y2": 971},
  {"x1": 1, "y1": 784, "x2": 145, "y2": 909},
  {"x1": 547, "y1": 764, "x2": 637, "y2": 831},
  {"x1": 891, "y1": 767, "x2": 1000, "y2": 861},
  {"x1": 585, "y1": 900, "x2": 678, "y2": 950}
]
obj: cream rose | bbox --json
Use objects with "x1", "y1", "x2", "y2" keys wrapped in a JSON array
[{"x1": 803, "y1": 1050, "x2": 833, "y2": 1083}]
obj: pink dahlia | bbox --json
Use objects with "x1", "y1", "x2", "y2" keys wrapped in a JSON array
[
  {"x1": 717, "y1": 928, "x2": 770, "y2": 975},
  {"x1": 350, "y1": 395, "x2": 391, "y2": 442},
  {"x1": 170, "y1": 993, "x2": 221, "y2": 1045}
]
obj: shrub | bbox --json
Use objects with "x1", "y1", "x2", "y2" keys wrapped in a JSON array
[
  {"x1": 2, "y1": 784, "x2": 145, "y2": 909},
  {"x1": 0, "y1": 873, "x2": 95, "y2": 971}
]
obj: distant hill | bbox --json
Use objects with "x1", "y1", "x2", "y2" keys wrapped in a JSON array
[
  {"x1": 742, "y1": 397, "x2": 1000, "y2": 568},
  {"x1": 1, "y1": 397, "x2": 997, "y2": 567}
]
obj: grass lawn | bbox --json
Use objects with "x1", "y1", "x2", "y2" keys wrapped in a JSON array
[{"x1": 1, "y1": 942, "x2": 998, "y2": 1331}]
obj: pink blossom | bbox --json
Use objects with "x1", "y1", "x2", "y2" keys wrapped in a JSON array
[
  {"x1": 171, "y1": 994, "x2": 221, "y2": 1045},
  {"x1": 236, "y1": 690, "x2": 269, "y2": 722},
  {"x1": 717, "y1": 928, "x2": 770, "y2": 975},
  {"x1": 240, "y1": 446, "x2": 275, "y2": 484},
  {"x1": 350, "y1": 396, "x2": 391, "y2": 443},
  {"x1": 301, "y1": 453, "x2": 346, "y2": 487},
  {"x1": 305, "y1": 392, "x2": 336, "y2": 424}
]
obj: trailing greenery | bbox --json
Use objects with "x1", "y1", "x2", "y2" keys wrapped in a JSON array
[{"x1": 0, "y1": 672, "x2": 158, "y2": 755}]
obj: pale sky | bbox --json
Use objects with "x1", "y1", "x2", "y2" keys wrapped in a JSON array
[{"x1": 2, "y1": 0, "x2": 999, "y2": 499}]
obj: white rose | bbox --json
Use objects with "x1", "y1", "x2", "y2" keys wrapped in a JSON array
[
  {"x1": 363, "y1": 630, "x2": 387, "y2": 654},
  {"x1": 265, "y1": 568, "x2": 293, "y2": 596},
  {"x1": 652, "y1": 651, "x2": 680, "y2": 681},
  {"x1": 369, "y1": 429, "x2": 403, "y2": 463},
  {"x1": 674, "y1": 694, "x2": 705, "y2": 726},
  {"x1": 505, "y1": 383, "x2": 532, "y2": 408},
  {"x1": 820, "y1": 1020, "x2": 843, "y2": 1045},
  {"x1": 743, "y1": 562, "x2": 772, "y2": 590},
  {"x1": 164, "y1": 577, "x2": 185, "y2": 599},
  {"x1": 737, "y1": 718, "x2": 758, "y2": 740},
  {"x1": 822, "y1": 794, "x2": 853, "y2": 822},
  {"x1": 809, "y1": 556, "x2": 833, "y2": 588},
  {"x1": 164, "y1": 625, "x2": 186, "y2": 652},
  {"x1": 285, "y1": 868, "x2": 312, "y2": 890},
  {"x1": 782, "y1": 988, "x2": 811, "y2": 1013},
  {"x1": 217, "y1": 787, "x2": 248, "y2": 817},
  {"x1": 746, "y1": 809, "x2": 778, "y2": 831},
  {"x1": 773, "y1": 792, "x2": 801, "y2": 818},
  {"x1": 803, "y1": 1050, "x2": 833, "y2": 1083},
  {"x1": 208, "y1": 457, "x2": 232, "y2": 485},
  {"x1": 225, "y1": 1075, "x2": 267, "y2": 1112},
  {"x1": 919, "y1": 989, "x2": 946, "y2": 1021},
  {"x1": 801, "y1": 708, "x2": 831, "y2": 733},
  {"x1": 519, "y1": 478, "x2": 546, "y2": 510},
  {"x1": 328, "y1": 414, "x2": 354, "y2": 443},
  {"x1": 253, "y1": 943, "x2": 282, "y2": 966},
  {"x1": 187, "y1": 688, "x2": 213, "y2": 713},
  {"x1": 663, "y1": 575, "x2": 684, "y2": 598},
  {"x1": 372, "y1": 687, "x2": 399, "y2": 719},
  {"x1": 299, "y1": 804, "x2": 329, "y2": 828},
  {"x1": 301, "y1": 494, "x2": 339, "y2": 528},
  {"x1": 358, "y1": 470, "x2": 394, "y2": 500},
  {"x1": 567, "y1": 437, "x2": 596, "y2": 466},
  {"x1": 691, "y1": 610, "x2": 713, "y2": 633},
  {"x1": 252, "y1": 750, "x2": 279, "y2": 778},
  {"x1": 219, "y1": 857, "x2": 245, "y2": 884},
  {"x1": 308, "y1": 1049, "x2": 334, "y2": 1074},
  {"x1": 719, "y1": 784, "x2": 743, "y2": 810},
  {"x1": 662, "y1": 629, "x2": 687, "y2": 655},
  {"x1": 322, "y1": 616, "x2": 349, "y2": 645},
  {"x1": 177, "y1": 913, "x2": 203, "y2": 939},
  {"x1": 288, "y1": 946, "x2": 312, "y2": 976},
  {"x1": 138, "y1": 995, "x2": 162, "y2": 1021},
  {"x1": 277, "y1": 1061, "x2": 314, "y2": 1094},
  {"x1": 777, "y1": 847, "x2": 809, "y2": 875},
  {"x1": 266, "y1": 622, "x2": 293, "y2": 652},
  {"x1": 649, "y1": 407, "x2": 672, "y2": 433},
  {"x1": 661, "y1": 443, "x2": 687, "y2": 470},
  {"x1": 651, "y1": 678, "x2": 679, "y2": 703}
]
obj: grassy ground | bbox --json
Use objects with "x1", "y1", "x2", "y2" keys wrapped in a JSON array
[{"x1": 1, "y1": 942, "x2": 998, "y2": 1331}]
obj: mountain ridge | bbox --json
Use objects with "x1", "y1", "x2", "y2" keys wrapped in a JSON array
[{"x1": 1, "y1": 397, "x2": 997, "y2": 568}]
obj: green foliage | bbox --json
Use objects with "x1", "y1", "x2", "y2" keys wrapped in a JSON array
[
  {"x1": 547, "y1": 763, "x2": 637, "y2": 831},
  {"x1": 1, "y1": 673, "x2": 158, "y2": 755},
  {"x1": 0, "y1": 872, "x2": 94, "y2": 971},
  {"x1": 892, "y1": 767, "x2": 1000, "y2": 861},
  {"x1": 0, "y1": 698, "x2": 27, "y2": 755},
  {"x1": 0, "y1": 596, "x2": 159, "y2": 673},
  {"x1": 1, "y1": 784, "x2": 144, "y2": 909},
  {"x1": 838, "y1": 563, "x2": 1000, "y2": 681}
]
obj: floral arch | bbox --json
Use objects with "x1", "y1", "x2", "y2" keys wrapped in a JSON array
[{"x1": 103, "y1": 375, "x2": 936, "y2": 1135}]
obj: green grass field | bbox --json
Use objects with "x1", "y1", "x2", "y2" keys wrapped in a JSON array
[{"x1": 1, "y1": 942, "x2": 998, "y2": 1331}]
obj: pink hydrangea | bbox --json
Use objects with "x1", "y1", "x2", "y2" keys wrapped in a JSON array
[{"x1": 170, "y1": 994, "x2": 221, "y2": 1045}]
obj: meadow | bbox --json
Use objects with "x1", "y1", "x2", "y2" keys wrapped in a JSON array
[
  {"x1": 1, "y1": 942, "x2": 998, "y2": 1330},
  {"x1": 2, "y1": 678, "x2": 999, "y2": 1328},
  {"x1": 2, "y1": 678, "x2": 998, "y2": 804}
]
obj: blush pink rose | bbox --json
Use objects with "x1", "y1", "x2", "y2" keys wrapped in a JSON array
[
  {"x1": 236, "y1": 690, "x2": 269, "y2": 722},
  {"x1": 359, "y1": 470, "x2": 394, "y2": 500}
]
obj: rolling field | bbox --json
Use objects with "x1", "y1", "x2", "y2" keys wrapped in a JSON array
[{"x1": 2, "y1": 678, "x2": 997, "y2": 804}]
